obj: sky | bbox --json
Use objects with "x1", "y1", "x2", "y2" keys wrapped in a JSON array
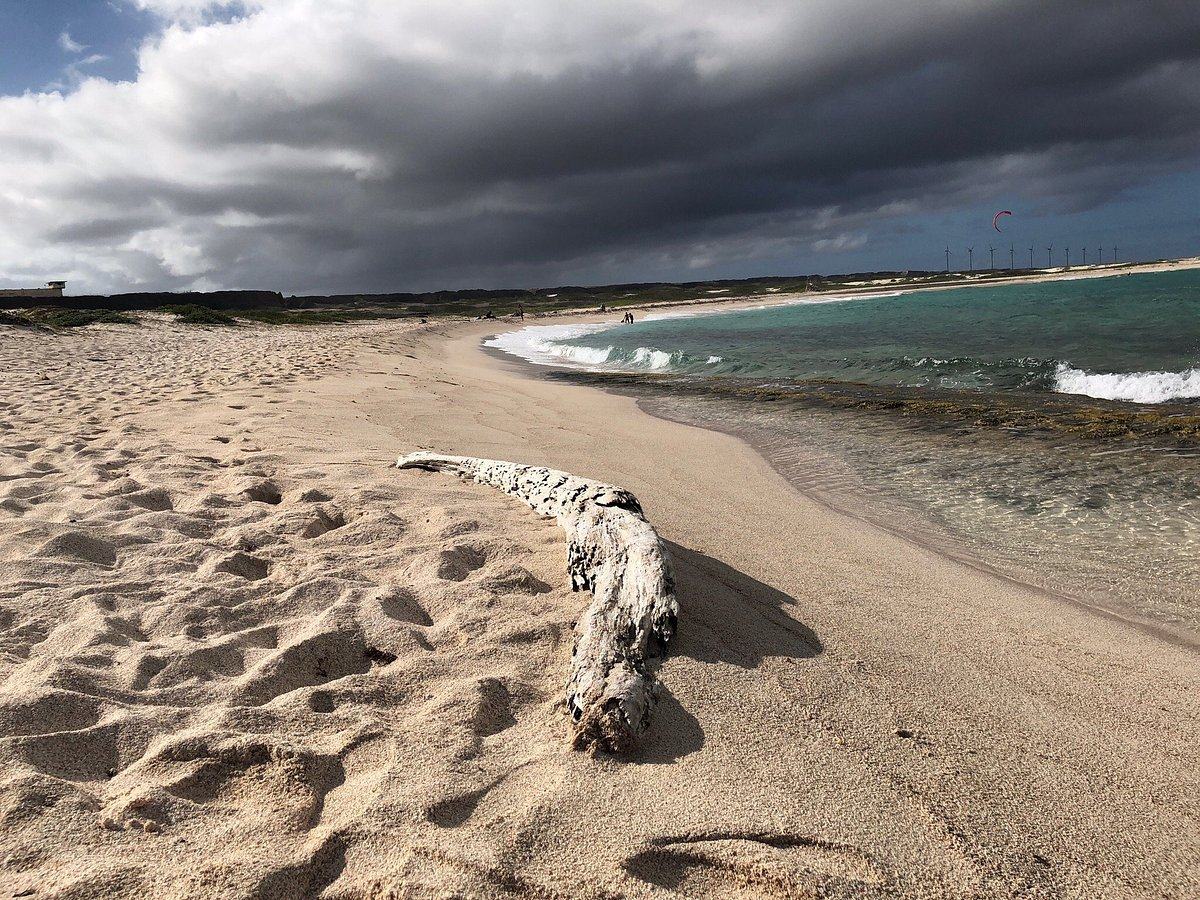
[{"x1": 0, "y1": 0, "x2": 1197, "y2": 295}]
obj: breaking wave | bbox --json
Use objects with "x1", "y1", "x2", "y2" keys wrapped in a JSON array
[
  {"x1": 484, "y1": 323, "x2": 722, "y2": 373},
  {"x1": 1053, "y1": 364, "x2": 1200, "y2": 404}
]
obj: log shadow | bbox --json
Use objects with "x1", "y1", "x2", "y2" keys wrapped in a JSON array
[
  {"x1": 666, "y1": 541, "x2": 823, "y2": 669},
  {"x1": 629, "y1": 683, "x2": 704, "y2": 765},
  {"x1": 629, "y1": 542, "x2": 823, "y2": 764}
]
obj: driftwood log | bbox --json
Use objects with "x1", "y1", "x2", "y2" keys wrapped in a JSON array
[{"x1": 396, "y1": 452, "x2": 678, "y2": 752}]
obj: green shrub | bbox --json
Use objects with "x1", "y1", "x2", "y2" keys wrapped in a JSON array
[
  {"x1": 28, "y1": 308, "x2": 135, "y2": 328},
  {"x1": 159, "y1": 304, "x2": 238, "y2": 325}
]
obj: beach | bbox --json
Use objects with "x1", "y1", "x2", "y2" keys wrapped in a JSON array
[{"x1": 1, "y1": 308, "x2": 1198, "y2": 898}]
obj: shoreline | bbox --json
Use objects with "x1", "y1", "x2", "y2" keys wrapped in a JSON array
[
  {"x1": 489, "y1": 343, "x2": 1200, "y2": 651},
  {"x1": 431, "y1": 319, "x2": 1200, "y2": 884},
  {"x1": 475, "y1": 265, "x2": 1200, "y2": 649},
  {"x1": 506, "y1": 254, "x2": 1200, "y2": 323}
]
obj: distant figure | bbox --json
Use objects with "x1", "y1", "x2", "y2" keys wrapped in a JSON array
[
  {"x1": 517, "y1": 303, "x2": 524, "y2": 319},
  {"x1": 599, "y1": 304, "x2": 607, "y2": 313},
  {"x1": 622, "y1": 311, "x2": 634, "y2": 324}
]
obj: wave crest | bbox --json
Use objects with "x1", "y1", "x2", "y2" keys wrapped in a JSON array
[
  {"x1": 485, "y1": 323, "x2": 722, "y2": 373},
  {"x1": 1053, "y1": 364, "x2": 1200, "y2": 404}
]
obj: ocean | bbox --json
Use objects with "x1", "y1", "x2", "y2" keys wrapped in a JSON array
[
  {"x1": 491, "y1": 269, "x2": 1200, "y2": 404},
  {"x1": 487, "y1": 269, "x2": 1200, "y2": 643}
]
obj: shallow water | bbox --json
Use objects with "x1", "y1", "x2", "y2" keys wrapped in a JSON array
[{"x1": 621, "y1": 384, "x2": 1200, "y2": 641}]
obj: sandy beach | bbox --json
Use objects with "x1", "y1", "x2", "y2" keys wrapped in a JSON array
[{"x1": 1, "y1": 309, "x2": 1198, "y2": 898}]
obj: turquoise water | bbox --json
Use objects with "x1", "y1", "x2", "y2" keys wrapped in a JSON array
[{"x1": 520, "y1": 270, "x2": 1200, "y2": 403}]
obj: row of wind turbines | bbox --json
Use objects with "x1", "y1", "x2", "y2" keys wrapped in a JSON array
[{"x1": 944, "y1": 244, "x2": 1119, "y2": 272}]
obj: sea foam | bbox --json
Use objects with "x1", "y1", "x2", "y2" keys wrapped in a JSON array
[
  {"x1": 1054, "y1": 363, "x2": 1200, "y2": 404},
  {"x1": 485, "y1": 321, "x2": 719, "y2": 373},
  {"x1": 484, "y1": 322, "x2": 614, "y2": 368}
]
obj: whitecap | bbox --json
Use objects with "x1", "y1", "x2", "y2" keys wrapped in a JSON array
[
  {"x1": 631, "y1": 347, "x2": 673, "y2": 369},
  {"x1": 484, "y1": 321, "x2": 618, "y2": 369},
  {"x1": 485, "y1": 322, "x2": 697, "y2": 373},
  {"x1": 1054, "y1": 363, "x2": 1200, "y2": 404}
]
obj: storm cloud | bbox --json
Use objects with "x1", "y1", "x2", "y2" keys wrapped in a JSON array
[{"x1": 1, "y1": 0, "x2": 1198, "y2": 293}]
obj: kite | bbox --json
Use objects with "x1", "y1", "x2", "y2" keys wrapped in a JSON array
[{"x1": 992, "y1": 210, "x2": 1013, "y2": 232}]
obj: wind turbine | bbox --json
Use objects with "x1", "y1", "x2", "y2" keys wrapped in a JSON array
[
  {"x1": 1082, "y1": 247, "x2": 1087, "y2": 265},
  {"x1": 1010, "y1": 244, "x2": 1015, "y2": 270},
  {"x1": 1113, "y1": 245, "x2": 1119, "y2": 262},
  {"x1": 1029, "y1": 245, "x2": 1035, "y2": 268},
  {"x1": 1047, "y1": 245, "x2": 1053, "y2": 268},
  {"x1": 1065, "y1": 247, "x2": 1070, "y2": 268},
  {"x1": 945, "y1": 246, "x2": 951, "y2": 272},
  {"x1": 967, "y1": 246, "x2": 974, "y2": 271},
  {"x1": 989, "y1": 245, "x2": 996, "y2": 269},
  {"x1": 1098, "y1": 246, "x2": 1103, "y2": 264}
]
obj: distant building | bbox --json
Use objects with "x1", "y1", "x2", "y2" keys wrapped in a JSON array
[{"x1": 0, "y1": 281, "x2": 66, "y2": 298}]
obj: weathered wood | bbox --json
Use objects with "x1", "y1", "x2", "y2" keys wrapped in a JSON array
[{"x1": 397, "y1": 451, "x2": 678, "y2": 752}]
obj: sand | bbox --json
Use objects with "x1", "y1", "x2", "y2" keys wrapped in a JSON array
[{"x1": 0, "y1": 311, "x2": 1197, "y2": 898}]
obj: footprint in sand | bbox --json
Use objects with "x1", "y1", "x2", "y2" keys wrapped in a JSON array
[
  {"x1": 374, "y1": 586, "x2": 434, "y2": 626},
  {"x1": 623, "y1": 832, "x2": 887, "y2": 898},
  {"x1": 214, "y1": 551, "x2": 270, "y2": 580},
  {"x1": 36, "y1": 531, "x2": 117, "y2": 567},
  {"x1": 434, "y1": 544, "x2": 488, "y2": 581},
  {"x1": 239, "y1": 478, "x2": 283, "y2": 505}
]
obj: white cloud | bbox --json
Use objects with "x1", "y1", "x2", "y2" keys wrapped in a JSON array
[
  {"x1": 812, "y1": 233, "x2": 869, "y2": 254},
  {"x1": 45, "y1": 54, "x2": 111, "y2": 94},
  {"x1": 58, "y1": 32, "x2": 87, "y2": 54},
  {"x1": 124, "y1": 0, "x2": 255, "y2": 22}
]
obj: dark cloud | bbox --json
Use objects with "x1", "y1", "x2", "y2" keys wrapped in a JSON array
[{"x1": 1, "y1": 0, "x2": 1198, "y2": 293}]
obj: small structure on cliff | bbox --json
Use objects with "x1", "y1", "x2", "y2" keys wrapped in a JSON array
[{"x1": 0, "y1": 281, "x2": 66, "y2": 298}]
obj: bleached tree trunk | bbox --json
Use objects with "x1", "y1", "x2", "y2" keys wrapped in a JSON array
[{"x1": 397, "y1": 451, "x2": 678, "y2": 753}]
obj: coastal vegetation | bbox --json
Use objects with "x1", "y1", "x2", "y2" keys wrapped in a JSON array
[
  {"x1": 159, "y1": 304, "x2": 239, "y2": 325},
  {"x1": 0, "y1": 264, "x2": 1092, "y2": 326},
  {"x1": 0, "y1": 308, "x2": 136, "y2": 327}
]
